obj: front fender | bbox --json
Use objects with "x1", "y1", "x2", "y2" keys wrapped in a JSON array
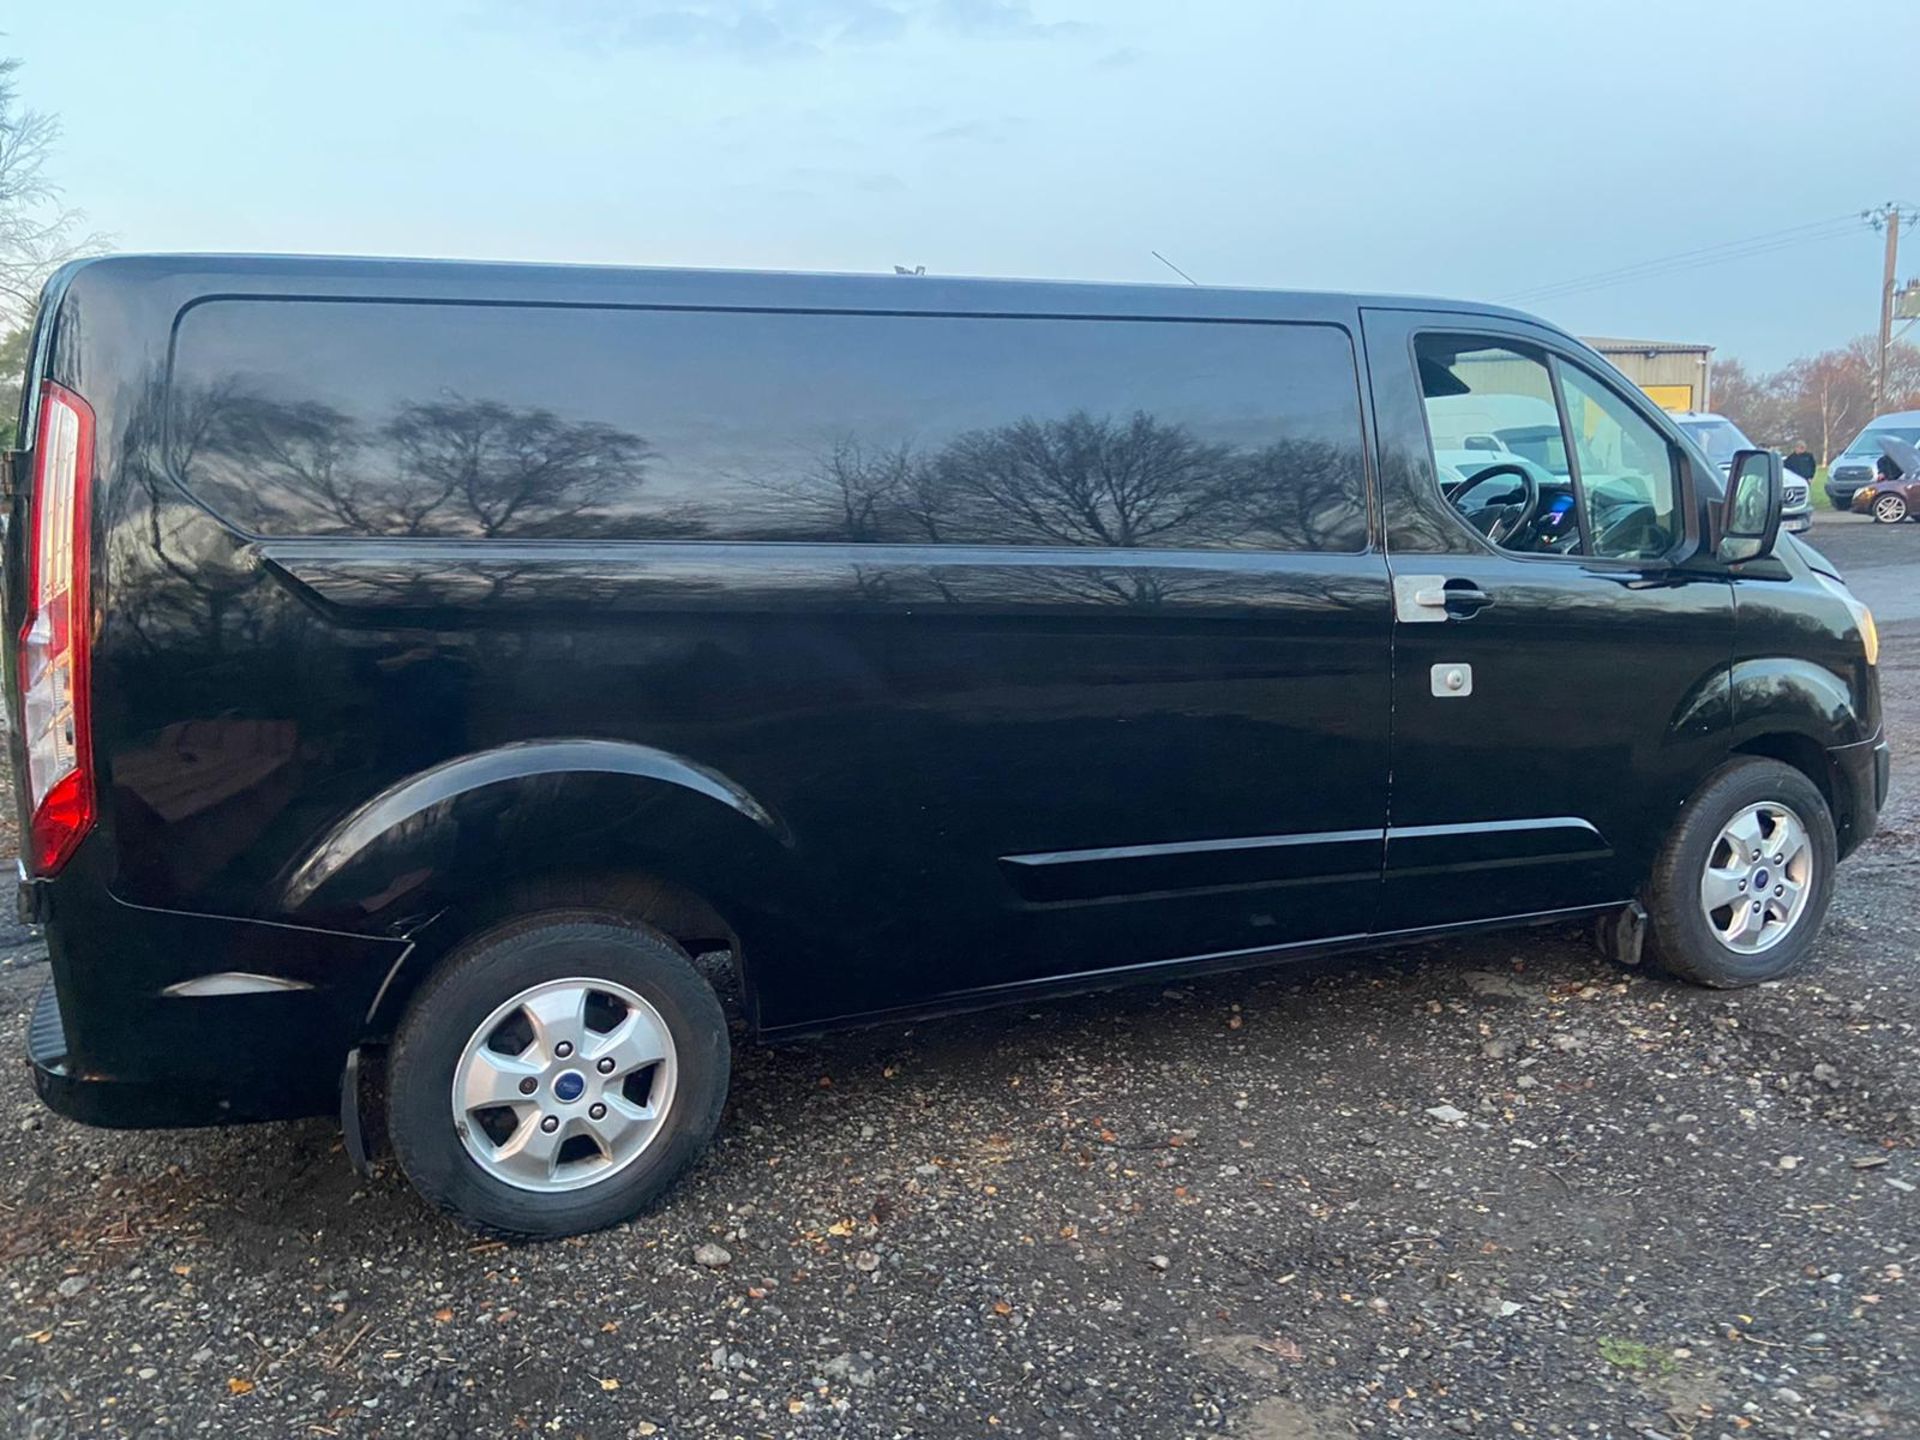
[
  {"x1": 277, "y1": 738, "x2": 795, "y2": 929},
  {"x1": 1729, "y1": 657, "x2": 1871, "y2": 748}
]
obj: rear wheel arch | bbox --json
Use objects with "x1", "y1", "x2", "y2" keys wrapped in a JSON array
[{"x1": 367, "y1": 867, "x2": 750, "y2": 1038}]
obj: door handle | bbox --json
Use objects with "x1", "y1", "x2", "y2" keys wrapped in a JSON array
[
  {"x1": 1437, "y1": 581, "x2": 1493, "y2": 617},
  {"x1": 1394, "y1": 575, "x2": 1494, "y2": 622}
]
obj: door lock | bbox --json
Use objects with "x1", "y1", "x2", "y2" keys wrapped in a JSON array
[{"x1": 1431, "y1": 663, "x2": 1473, "y2": 697}]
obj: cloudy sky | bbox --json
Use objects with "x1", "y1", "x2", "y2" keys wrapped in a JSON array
[{"x1": 6, "y1": 0, "x2": 1914, "y2": 368}]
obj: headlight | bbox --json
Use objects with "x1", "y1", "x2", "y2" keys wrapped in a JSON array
[{"x1": 1816, "y1": 572, "x2": 1879, "y2": 666}]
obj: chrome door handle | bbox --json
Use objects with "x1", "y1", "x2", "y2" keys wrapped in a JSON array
[{"x1": 1394, "y1": 575, "x2": 1493, "y2": 623}]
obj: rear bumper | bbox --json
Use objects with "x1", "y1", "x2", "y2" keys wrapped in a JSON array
[
  {"x1": 1831, "y1": 732, "x2": 1890, "y2": 861},
  {"x1": 22, "y1": 866, "x2": 411, "y2": 1129},
  {"x1": 27, "y1": 980, "x2": 262, "y2": 1128}
]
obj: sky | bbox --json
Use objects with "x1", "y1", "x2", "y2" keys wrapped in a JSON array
[{"x1": 4, "y1": 0, "x2": 1916, "y2": 371}]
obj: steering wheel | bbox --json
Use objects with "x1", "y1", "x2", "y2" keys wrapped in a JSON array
[{"x1": 1444, "y1": 462, "x2": 1541, "y2": 546}]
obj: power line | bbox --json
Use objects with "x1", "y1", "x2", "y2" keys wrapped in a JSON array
[
  {"x1": 1512, "y1": 226, "x2": 1862, "y2": 307},
  {"x1": 1502, "y1": 213, "x2": 1858, "y2": 300},
  {"x1": 1501, "y1": 213, "x2": 1862, "y2": 305}
]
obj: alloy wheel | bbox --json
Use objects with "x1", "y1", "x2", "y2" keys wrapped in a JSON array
[
  {"x1": 1697, "y1": 802, "x2": 1814, "y2": 955},
  {"x1": 450, "y1": 977, "x2": 678, "y2": 1192}
]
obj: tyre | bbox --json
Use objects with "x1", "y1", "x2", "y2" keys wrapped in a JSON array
[
  {"x1": 387, "y1": 911, "x2": 729, "y2": 1238},
  {"x1": 1643, "y1": 758, "x2": 1835, "y2": 987},
  {"x1": 1872, "y1": 493, "x2": 1907, "y2": 523}
]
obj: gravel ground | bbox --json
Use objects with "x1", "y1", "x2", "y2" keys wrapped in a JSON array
[{"x1": 2, "y1": 518, "x2": 1917, "y2": 1439}]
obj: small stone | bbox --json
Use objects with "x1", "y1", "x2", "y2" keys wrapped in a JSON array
[
  {"x1": 1774, "y1": 1386, "x2": 1804, "y2": 1405},
  {"x1": 693, "y1": 1243, "x2": 733, "y2": 1269},
  {"x1": 137, "y1": 1367, "x2": 157, "y2": 1380},
  {"x1": 55, "y1": 1275, "x2": 89, "y2": 1299},
  {"x1": 1812, "y1": 1062, "x2": 1840, "y2": 1087},
  {"x1": 853, "y1": 1251, "x2": 880, "y2": 1273},
  {"x1": 1147, "y1": 1254, "x2": 1171, "y2": 1272},
  {"x1": 708, "y1": 1388, "x2": 730, "y2": 1402},
  {"x1": 1547, "y1": 1033, "x2": 1585, "y2": 1053},
  {"x1": 1886, "y1": 1177, "x2": 1916, "y2": 1193},
  {"x1": 1851, "y1": 1155, "x2": 1890, "y2": 1170},
  {"x1": 1516, "y1": 1075, "x2": 1540, "y2": 1091},
  {"x1": 1496, "y1": 1300, "x2": 1523, "y2": 1318},
  {"x1": 1777, "y1": 1155, "x2": 1802, "y2": 1170},
  {"x1": 1480, "y1": 1038, "x2": 1516, "y2": 1060},
  {"x1": 19, "y1": 1115, "x2": 42, "y2": 1132},
  {"x1": 1425, "y1": 1104, "x2": 1469, "y2": 1124}
]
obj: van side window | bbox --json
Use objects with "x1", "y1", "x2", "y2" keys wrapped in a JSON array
[
  {"x1": 1554, "y1": 365, "x2": 1680, "y2": 560},
  {"x1": 167, "y1": 302, "x2": 1372, "y2": 554},
  {"x1": 1414, "y1": 338, "x2": 1584, "y2": 556}
]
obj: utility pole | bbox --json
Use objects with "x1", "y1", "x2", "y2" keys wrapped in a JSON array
[{"x1": 1866, "y1": 202, "x2": 1919, "y2": 408}]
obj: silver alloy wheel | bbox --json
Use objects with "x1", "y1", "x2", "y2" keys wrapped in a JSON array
[
  {"x1": 1873, "y1": 493, "x2": 1907, "y2": 523},
  {"x1": 1698, "y1": 801, "x2": 1814, "y2": 955},
  {"x1": 451, "y1": 976, "x2": 677, "y2": 1193}
]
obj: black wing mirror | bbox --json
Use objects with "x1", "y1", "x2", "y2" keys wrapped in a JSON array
[{"x1": 1719, "y1": 448, "x2": 1783, "y2": 562}]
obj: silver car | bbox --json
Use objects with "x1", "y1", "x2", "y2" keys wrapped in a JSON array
[{"x1": 1673, "y1": 412, "x2": 1813, "y2": 533}]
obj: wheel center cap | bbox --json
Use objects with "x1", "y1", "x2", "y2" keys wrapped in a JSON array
[
  {"x1": 1752, "y1": 867, "x2": 1771, "y2": 890},
  {"x1": 553, "y1": 1071, "x2": 586, "y2": 1103}
]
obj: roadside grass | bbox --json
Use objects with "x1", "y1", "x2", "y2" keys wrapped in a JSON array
[
  {"x1": 1813, "y1": 465, "x2": 1836, "y2": 511},
  {"x1": 1597, "y1": 1336, "x2": 1676, "y2": 1376}
]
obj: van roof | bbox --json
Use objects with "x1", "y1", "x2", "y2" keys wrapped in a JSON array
[{"x1": 52, "y1": 251, "x2": 1563, "y2": 333}]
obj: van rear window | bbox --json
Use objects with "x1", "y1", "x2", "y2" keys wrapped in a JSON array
[{"x1": 167, "y1": 300, "x2": 1369, "y2": 552}]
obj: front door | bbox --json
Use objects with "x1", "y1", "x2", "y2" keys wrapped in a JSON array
[{"x1": 1362, "y1": 308, "x2": 1733, "y2": 930}]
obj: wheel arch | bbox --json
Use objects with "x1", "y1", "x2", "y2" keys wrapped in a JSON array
[
  {"x1": 1729, "y1": 731, "x2": 1840, "y2": 826},
  {"x1": 273, "y1": 739, "x2": 811, "y2": 1035}
]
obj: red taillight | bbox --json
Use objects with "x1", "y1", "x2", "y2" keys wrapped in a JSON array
[{"x1": 18, "y1": 380, "x2": 95, "y2": 875}]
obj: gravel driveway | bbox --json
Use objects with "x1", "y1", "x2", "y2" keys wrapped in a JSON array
[{"x1": 2, "y1": 517, "x2": 1916, "y2": 1439}]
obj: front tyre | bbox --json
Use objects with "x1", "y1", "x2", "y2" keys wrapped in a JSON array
[
  {"x1": 387, "y1": 913, "x2": 729, "y2": 1238},
  {"x1": 1644, "y1": 759, "x2": 1835, "y2": 987},
  {"x1": 1872, "y1": 493, "x2": 1908, "y2": 523}
]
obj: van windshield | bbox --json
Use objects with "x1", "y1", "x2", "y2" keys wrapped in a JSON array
[
  {"x1": 1843, "y1": 426, "x2": 1920, "y2": 458},
  {"x1": 1674, "y1": 418, "x2": 1753, "y2": 464}
]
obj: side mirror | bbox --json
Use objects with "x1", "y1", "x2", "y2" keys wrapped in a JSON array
[{"x1": 1719, "y1": 448, "x2": 1783, "y2": 562}]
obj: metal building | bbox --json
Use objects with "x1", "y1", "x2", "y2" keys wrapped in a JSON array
[{"x1": 1580, "y1": 336, "x2": 1714, "y2": 413}]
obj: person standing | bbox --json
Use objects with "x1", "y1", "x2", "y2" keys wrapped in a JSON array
[{"x1": 1783, "y1": 442, "x2": 1817, "y2": 482}]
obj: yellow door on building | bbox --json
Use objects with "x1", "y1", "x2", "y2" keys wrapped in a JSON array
[{"x1": 1639, "y1": 384, "x2": 1694, "y2": 412}]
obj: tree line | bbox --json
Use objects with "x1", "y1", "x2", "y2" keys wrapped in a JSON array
[{"x1": 1709, "y1": 337, "x2": 1920, "y2": 464}]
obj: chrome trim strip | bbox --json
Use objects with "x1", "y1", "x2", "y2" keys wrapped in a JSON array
[{"x1": 160, "y1": 973, "x2": 315, "y2": 997}]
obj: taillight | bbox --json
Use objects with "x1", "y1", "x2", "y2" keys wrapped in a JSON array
[{"x1": 18, "y1": 381, "x2": 96, "y2": 875}]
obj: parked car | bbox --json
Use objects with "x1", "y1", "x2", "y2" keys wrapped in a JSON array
[
  {"x1": 1672, "y1": 413, "x2": 1812, "y2": 532},
  {"x1": 1846, "y1": 436, "x2": 1920, "y2": 522},
  {"x1": 7, "y1": 256, "x2": 1887, "y2": 1238},
  {"x1": 1826, "y1": 409, "x2": 1920, "y2": 509}
]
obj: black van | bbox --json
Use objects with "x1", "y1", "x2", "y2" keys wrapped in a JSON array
[{"x1": 6, "y1": 256, "x2": 1887, "y2": 1237}]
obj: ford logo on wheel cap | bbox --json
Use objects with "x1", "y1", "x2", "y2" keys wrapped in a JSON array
[{"x1": 553, "y1": 1071, "x2": 586, "y2": 1103}]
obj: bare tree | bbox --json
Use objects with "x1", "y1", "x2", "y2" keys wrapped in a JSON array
[
  {"x1": 1777, "y1": 349, "x2": 1873, "y2": 465},
  {"x1": 0, "y1": 55, "x2": 101, "y2": 323}
]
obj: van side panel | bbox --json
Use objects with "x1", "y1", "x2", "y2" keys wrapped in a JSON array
[{"x1": 57, "y1": 266, "x2": 1394, "y2": 1042}]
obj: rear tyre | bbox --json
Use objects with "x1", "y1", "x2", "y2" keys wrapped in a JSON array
[
  {"x1": 387, "y1": 911, "x2": 729, "y2": 1238},
  {"x1": 1643, "y1": 759, "x2": 1835, "y2": 987},
  {"x1": 1872, "y1": 493, "x2": 1907, "y2": 523}
]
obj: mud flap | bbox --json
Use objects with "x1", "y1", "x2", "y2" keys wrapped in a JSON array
[
  {"x1": 1594, "y1": 900, "x2": 1648, "y2": 967},
  {"x1": 339, "y1": 1045, "x2": 389, "y2": 1174}
]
